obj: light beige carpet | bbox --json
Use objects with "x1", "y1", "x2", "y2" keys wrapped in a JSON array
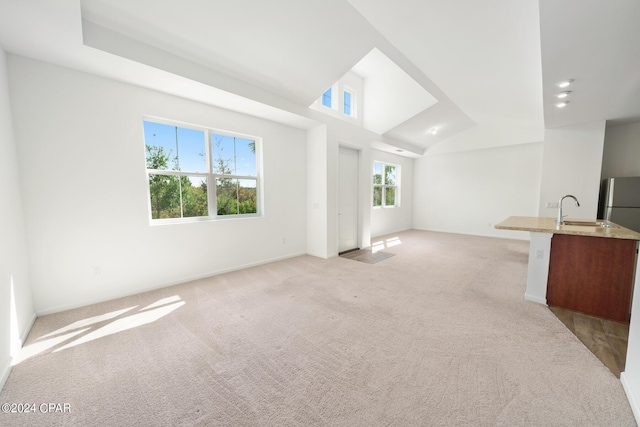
[{"x1": 1, "y1": 230, "x2": 636, "y2": 426}]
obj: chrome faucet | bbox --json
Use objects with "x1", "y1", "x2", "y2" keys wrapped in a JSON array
[{"x1": 557, "y1": 194, "x2": 580, "y2": 225}]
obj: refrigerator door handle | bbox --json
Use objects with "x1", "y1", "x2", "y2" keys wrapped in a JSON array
[{"x1": 607, "y1": 178, "x2": 615, "y2": 207}]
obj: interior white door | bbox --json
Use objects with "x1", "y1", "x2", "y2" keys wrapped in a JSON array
[{"x1": 338, "y1": 146, "x2": 359, "y2": 253}]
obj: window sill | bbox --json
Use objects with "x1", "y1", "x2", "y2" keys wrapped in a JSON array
[{"x1": 149, "y1": 213, "x2": 263, "y2": 226}]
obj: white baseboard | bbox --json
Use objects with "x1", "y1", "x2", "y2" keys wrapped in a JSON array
[
  {"x1": 36, "y1": 251, "x2": 308, "y2": 316},
  {"x1": 621, "y1": 372, "x2": 640, "y2": 425},
  {"x1": 524, "y1": 293, "x2": 547, "y2": 305},
  {"x1": 1, "y1": 311, "x2": 37, "y2": 392},
  {"x1": 0, "y1": 356, "x2": 11, "y2": 392},
  {"x1": 21, "y1": 312, "x2": 37, "y2": 344}
]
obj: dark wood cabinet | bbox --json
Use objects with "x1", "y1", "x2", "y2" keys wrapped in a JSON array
[{"x1": 547, "y1": 234, "x2": 637, "y2": 324}]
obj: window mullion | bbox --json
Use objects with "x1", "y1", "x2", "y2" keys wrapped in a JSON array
[{"x1": 205, "y1": 130, "x2": 216, "y2": 218}]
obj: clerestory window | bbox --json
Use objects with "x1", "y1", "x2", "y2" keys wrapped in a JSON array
[
  {"x1": 343, "y1": 90, "x2": 353, "y2": 116},
  {"x1": 322, "y1": 88, "x2": 333, "y2": 108},
  {"x1": 318, "y1": 85, "x2": 356, "y2": 118}
]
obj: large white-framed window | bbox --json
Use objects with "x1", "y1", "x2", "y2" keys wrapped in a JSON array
[
  {"x1": 143, "y1": 118, "x2": 260, "y2": 223},
  {"x1": 373, "y1": 161, "x2": 399, "y2": 208}
]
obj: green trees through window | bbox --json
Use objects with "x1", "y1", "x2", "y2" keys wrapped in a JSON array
[
  {"x1": 143, "y1": 120, "x2": 259, "y2": 221},
  {"x1": 373, "y1": 161, "x2": 398, "y2": 207},
  {"x1": 211, "y1": 134, "x2": 257, "y2": 216},
  {"x1": 146, "y1": 147, "x2": 209, "y2": 219}
]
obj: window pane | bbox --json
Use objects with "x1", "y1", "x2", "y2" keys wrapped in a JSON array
[
  {"x1": 237, "y1": 179, "x2": 257, "y2": 214},
  {"x1": 385, "y1": 186, "x2": 396, "y2": 206},
  {"x1": 216, "y1": 177, "x2": 237, "y2": 215},
  {"x1": 144, "y1": 121, "x2": 179, "y2": 170},
  {"x1": 373, "y1": 163, "x2": 383, "y2": 185},
  {"x1": 148, "y1": 174, "x2": 181, "y2": 219},
  {"x1": 176, "y1": 127, "x2": 206, "y2": 173},
  {"x1": 344, "y1": 91, "x2": 352, "y2": 116},
  {"x1": 181, "y1": 176, "x2": 208, "y2": 217},
  {"x1": 235, "y1": 138, "x2": 256, "y2": 176},
  {"x1": 373, "y1": 186, "x2": 382, "y2": 207},
  {"x1": 322, "y1": 88, "x2": 332, "y2": 108},
  {"x1": 385, "y1": 165, "x2": 396, "y2": 185},
  {"x1": 211, "y1": 134, "x2": 256, "y2": 177},
  {"x1": 217, "y1": 178, "x2": 258, "y2": 215},
  {"x1": 144, "y1": 122, "x2": 206, "y2": 173},
  {"x1": 211, "y1": 133, "x2": 235, "y2": 175}
]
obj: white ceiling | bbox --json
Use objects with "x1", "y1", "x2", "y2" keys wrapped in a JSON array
[
  {"x1": 540, "y1": 0, "x2": 640, "y2": 128},
  {"x1": 1, "y1": 0, "x2": 639, "y2": 155},
  {"x1": 350, "y1": 48, "x2": 439, "y2": 135}
]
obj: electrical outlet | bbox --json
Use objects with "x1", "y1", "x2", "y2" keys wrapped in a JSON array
[
  {"x1": 535, "y1": 249, "x2": 544, "y2": 259},
  {"x1": 546, "y1": 202, "x2": 559, "y2": 209},
  {"x1": 93, "y1": 266, "x2": 101, "y2": 276}
]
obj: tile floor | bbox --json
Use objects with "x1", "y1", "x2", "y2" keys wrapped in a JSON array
[
  {"x1": 339, "y1": 248, "x2": 395, "y2": 264},
  {"x1": 549, "y1": 306, "x2": 629, "y2": 378}
]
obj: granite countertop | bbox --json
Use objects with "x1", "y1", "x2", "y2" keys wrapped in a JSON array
[{"x1": 495, "y1": 216, "x2": 640, "y2": 240}]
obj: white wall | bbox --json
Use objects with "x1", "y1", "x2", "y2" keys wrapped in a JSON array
[
  {"x1": 8, "y1": 55, "x2": 307, "y2": 314},
  {"x1": 360, "y1": 49, "x2": 437, "y2": 136},
  {"x1": 601, "y1": 121, "x2": 640, "y2": 179},
  {"x1": 371, "y1": 149, "x2": 413, "y2": 238},
  {"x1": 306, "y1": 125, "x2": 329, "y2": 258},
  {"x1": 606, "y1": 122, "x2": 640, "y2": 422},
  {"x1": 426, "y1": 123, "x2": 544, "y2": 156},
  {"x1": 623, "y1": 252, "x2": 640, "y2": 424},
  {"x1": 413, "y1": 142, "x2": 543, "y2": 239},
  {"x1": 0, "y1": 49, "x2": 35, "y2": 388},
  {"x1": 306, "y1": 116, "x2": 384, "y2": 258},
  {"x1": 537, "y1": 121, "x2": 605, "y2": 219}
]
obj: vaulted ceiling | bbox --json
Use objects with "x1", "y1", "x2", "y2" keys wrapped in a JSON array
[{"x1": 1, "y1": 0, "x2": 639, "y2": 156}]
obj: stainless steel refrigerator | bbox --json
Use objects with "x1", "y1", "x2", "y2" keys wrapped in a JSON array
[{"x1": 598, "y1": 177, "x2": 640, "y2": 232}]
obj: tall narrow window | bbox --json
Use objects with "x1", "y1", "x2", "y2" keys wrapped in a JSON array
[
  {"x1": 322, "y1": 88, "x2": 332, "y2": 108},
  {"x1": 143, "y1": 119, "x2": 260, "y2": 222},
  {"x1": 343, "y1": 90, "x2": 352, "y2": 116},
  {"x1": 373, "y1": 161, "x2": 399, "y2": 207},
  {"x1": 211, "y1": 133, "x2": 257, "y2": 216}
]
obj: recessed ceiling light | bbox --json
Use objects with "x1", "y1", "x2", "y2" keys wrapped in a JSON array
[
  {"x1": 557, "y1": 79, "x2": 573, "y2": 88},
  {"x1": 555, "y1": 101, "x2": 569, "y2": 108},
  {"x1": 556, "y1": 91, "x2": 571, "y2": 99},
  {"x1": 429, "y1": 127, "x2": 438, "y2": 135}
]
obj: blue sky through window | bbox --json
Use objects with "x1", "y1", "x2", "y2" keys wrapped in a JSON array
[
  {"x1": 210, "y1": 133, "x2": 256, "y2": 179},
  {"x1": 144, "y1": 121, "x2": 257, "y2": 185},
  {"x1": 143, "y1": 121, "x2": 205, "y2": 173},
  {"x1": 322, "y1": 88, "x2": 332, "y2": 108},
  {"x1": 344, "y1": 91, "x2": 352, "y2": 116}
]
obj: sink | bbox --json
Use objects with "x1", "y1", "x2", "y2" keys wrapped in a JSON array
[{"x1": 562, "y1": 220, "x2": 616, "y2": 228}]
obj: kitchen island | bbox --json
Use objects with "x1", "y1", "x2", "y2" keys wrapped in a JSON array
[{"x1": 496, "y1": 216, "x2": 640, "y2": 323}]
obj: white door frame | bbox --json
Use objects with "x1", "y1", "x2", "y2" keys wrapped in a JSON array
[{"x1": 338, "y1": 145, "x2": 360, "y2": 253}]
